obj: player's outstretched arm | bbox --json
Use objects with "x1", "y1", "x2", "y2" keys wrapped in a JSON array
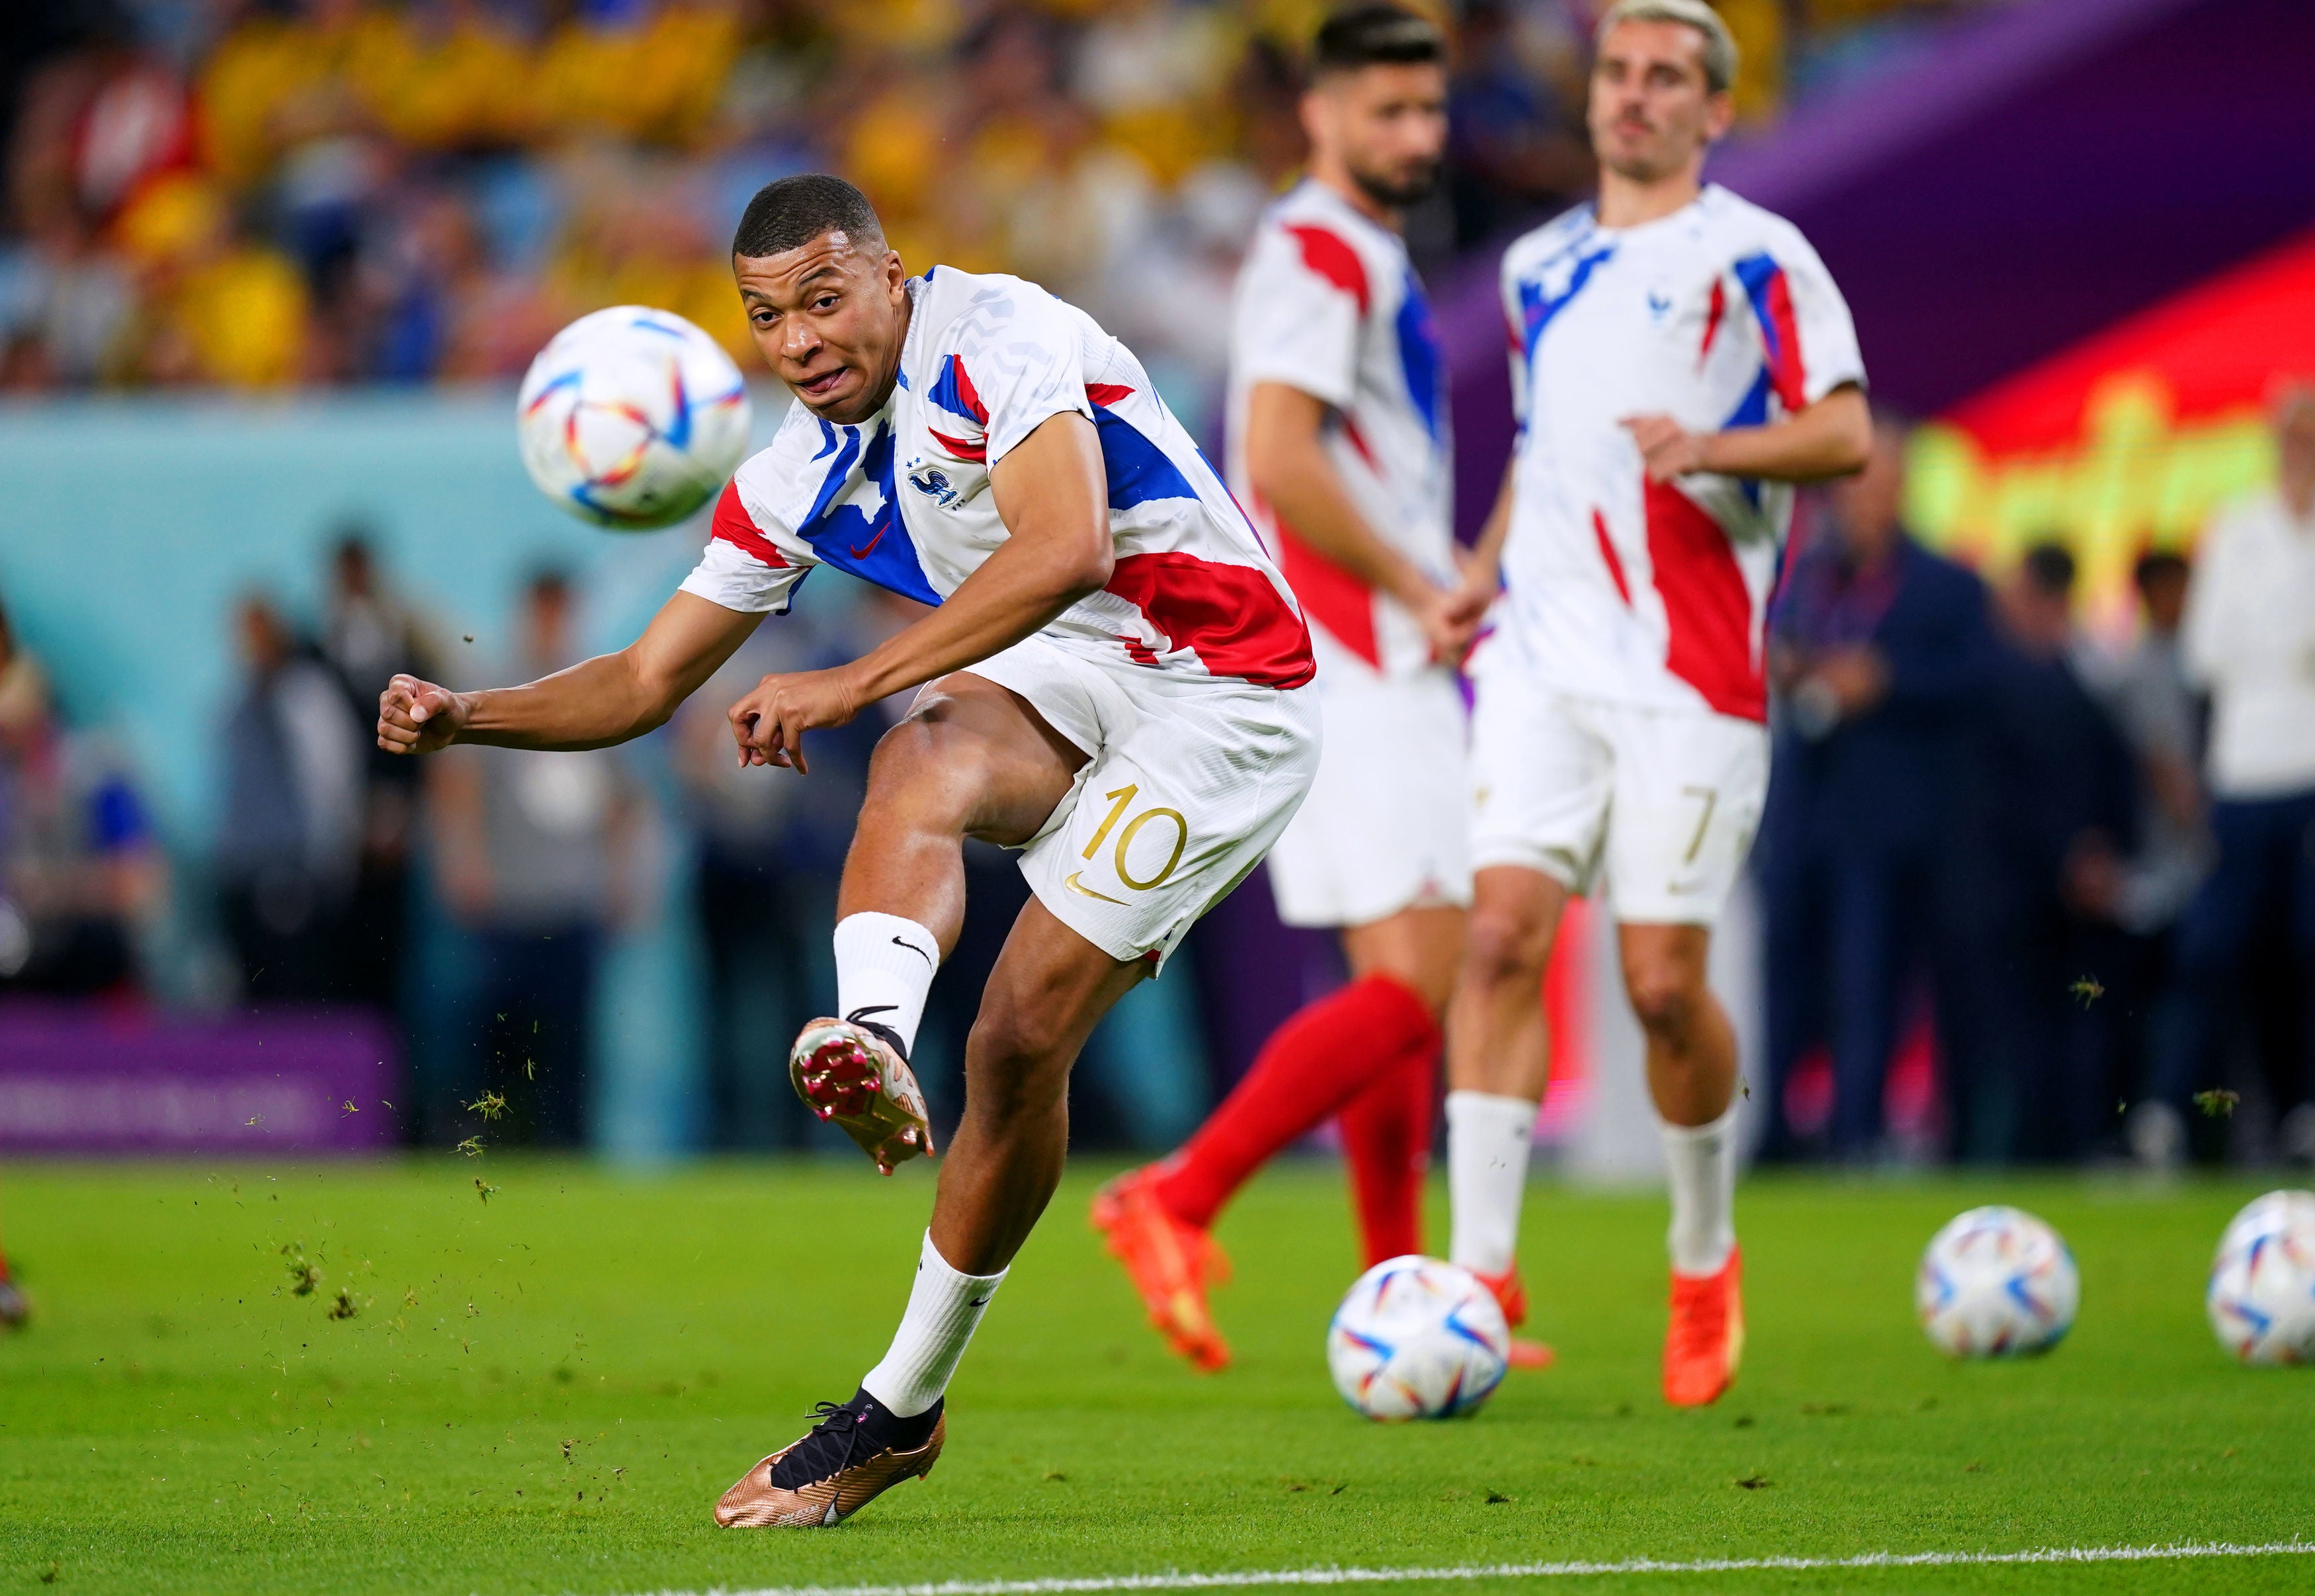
[
  {"x1": 376, "y1": 590, "x2": 761, "y2": 756},
  {"x1": 1245, "y1": 382, "x2": 1475, "y2": 663},
  {"x1": 1623, "y1": 385, "x2": 1872, "y2": 485},
  {"x1": 727, "y1": 409, "x2": 1112, "y2": 771}
]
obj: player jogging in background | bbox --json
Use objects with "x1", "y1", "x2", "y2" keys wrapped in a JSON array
[
  {"x1": 1092, "y1": 4, "x2": 1548, "y2": 1374},
  {"x1": 1447, "y1": 0, "x2": 1869, "y2": 1408},
  {"x1": 376, "y1": 175, "x2": 1319, "y2": 1527}
]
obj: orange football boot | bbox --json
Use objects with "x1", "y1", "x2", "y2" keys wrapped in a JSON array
[
  {"x1": 1089, "y1": 1167, "x2": 1232, "y2": 1372},
  {"x1": 1663, "y1": 1245, "x2": 1744, "y2": 1407},
  {"x1": 1470, "y1": 1264, "x2": 1556, "y2": 1370}
]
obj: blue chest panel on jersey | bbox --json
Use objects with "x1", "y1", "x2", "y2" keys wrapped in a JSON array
[
  {"x1": 795, "y1": 417, "x2": 939, "y2": 606},
  {"x1": 1091, "y1": 400, "x2": 1200, "y2": 510},
  {"x1": 1395, "y1": 269, "x2": 1444, "y2": 442},
  {"x1": 1517, "y1": 237, "x2": 1617, "y2": 359}
]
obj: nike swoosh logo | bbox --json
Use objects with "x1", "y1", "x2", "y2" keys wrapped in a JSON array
[
  {"x1": 849, "y1": 525, "x2": 887, "y2": 559},
  {"x1": 1063, "y1": 872, "x2": 1125, "y2": 905},
  {"x1": 969, "y1": 1296, "x2": 991, "y2": 1308},
  {"x1": 892, "y1": 937, "x2": 933, "y2": 967}
]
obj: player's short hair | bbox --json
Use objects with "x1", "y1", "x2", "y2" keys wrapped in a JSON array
[
  {"x1": 2132, "y1": 548, "x2": 2189, "y2": 591},
  {"x1": 2020, "y1": 541, "x2": 2077, "y2": 597},
  {"x1": 732, "y1": 173, "x2": 888, "y2": 260},
  {"x1": 1311, "y1": 3, "x2": 1445, "y2": 79},
  {"x1": 1594, "y1": 0, "x2": 1739, "y2": 97}
]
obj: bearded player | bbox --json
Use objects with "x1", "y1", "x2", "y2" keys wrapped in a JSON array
[
  {"x1": 378, "y1": 174, "x2": 1319, "y2": 1525},
  {"x1": 1091, "y1": 5, "x2": 1546, "y2": 1372},
  {"x1": 1447, "y1": 0, "x2": 1869, "y2": 1407}
]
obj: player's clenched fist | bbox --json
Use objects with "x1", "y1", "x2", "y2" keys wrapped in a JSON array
[
  {"x1": 377, "y1": 674, "x2": 469, "y2": 755},
  {"x1": 726, "y1": 666, "x2": 865, "y2": 775}
]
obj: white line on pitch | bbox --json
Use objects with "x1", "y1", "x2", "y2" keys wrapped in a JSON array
[{"x1": 636, "y1": 1538, "x2": 2314, "y2": 1596}]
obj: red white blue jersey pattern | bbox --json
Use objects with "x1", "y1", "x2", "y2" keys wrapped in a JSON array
[
  {"x1": 1227, "y1": 180, "x2": 1452, "y2": 685},
  {"x1": 683, "y1": 268, "x2": 1315, "y2": 691},
  {"x1": 1496, "y1": 185, "x2": 1863, "y2": 721}
]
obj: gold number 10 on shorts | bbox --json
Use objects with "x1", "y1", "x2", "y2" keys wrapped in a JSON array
[{"x1": 1082, "y1": 784, "x2": 1189, "y2": 892}]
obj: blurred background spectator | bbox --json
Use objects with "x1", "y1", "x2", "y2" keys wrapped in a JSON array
[
  {"x1": 0, "y1": 589, "x2": 164, "y2": 995},
  {"x1": 2142, "y1": 386, "x2": 2315, "y2": 1167},
  {"x1": 319, "y1": 529, "x2": 444, "y2": 1011},
  {"x1": 215, "y1": 591, "x2": 368, "y2": 1002},
  {"x1": 424, "y1": 569, "x2": 640, "y2": 1148},
  {"x1": 1759, "y1": 415, "x2": 1990, "y2": 1163}
]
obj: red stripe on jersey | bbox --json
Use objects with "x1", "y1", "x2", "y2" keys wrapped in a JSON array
[
  {"x1": 710, "y1": 480, "x2": 786, "y2": 568},
  {"x1": 1592, "y1": 508, "x2": 1632, "y2": 607},
  {"x1": 1085, "y1": 383, "x2": 1134, "y2": 407},
  {"x1": 1339, "y1": 415, "x2": 1378, "y2": 470},
  {"x1": 1271, "y1": 515, "x2": 1378, "y2": 667},
  {"x1": 1699, "y1": 278, "x2": 1726, "y2": 368},
  {"x1": 947, "y1": 354, "x2": 989, "y2": 423},
  {"x1": 929, "y1": 427, "x2": 986, "y2": 462},
  {"x1": 1760, "y1": 269, "x2": 1808, "y2": 411},
  {"x1": 1644, "y1": 481, "x2": 1765, "y2": 722},
  {"x1": 1105, "y1": 551, "x2": 1318, "y2": 689},
  {"x1": 1283, "y1": 224, "x2": 1370, "y2": 315}
]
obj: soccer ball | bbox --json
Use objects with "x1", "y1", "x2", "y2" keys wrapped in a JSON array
[
  {"x1": 1326, "y1": 1256, "x2": 1509, "y2": 1421},
  {"x1": 1915, "y1": 1205, "x2": 2079, "y2": 1358},
  {"x1": 516, "y1": 306, "x2": 752, "y2": 530},
  {"x1": 2206, "y1": 1189, "x2": 2315, "y2": 1365}
]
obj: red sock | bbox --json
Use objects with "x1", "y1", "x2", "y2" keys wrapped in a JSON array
[
  {"x1": 1154, "y1": 974, "x2": 1437, "y2": 1230},
  {"x1": 1338, "y1": 1033, "x2": 1437, "y2": 1266}
]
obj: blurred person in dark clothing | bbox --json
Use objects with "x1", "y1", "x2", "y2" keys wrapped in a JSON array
[
  {"x1": 216, "y1": 593, "x2": 366, "y2": 1002},
  {"x1": 672, "y1": 597, "x2": 877, "y2": 1152},
  {"x1": 1966, "y1": 542, "x2": 2138, "y2": 1161},
  {"x1": 0, "y1": 591, "x2": 163, "y2": 995},
  {"x1": 1445, "y1": 0, "x2": 1592, "y2": 249},
  {"x1": 2082, "y1": 552, "x2": 2213, "y2": 1168},
  {"x1": 319, "y1": 530, "x2": 442, "y2": 1015},
  {"x1": 425, "y1": 571, "x2": 638, "y2": 1149},
  {"x1": 1757, "y1": 417, "x2": 1992, "y2": 1159},
  {"x1": 2150, "y1": 386, "x2": 2315, "y2": 1166}
]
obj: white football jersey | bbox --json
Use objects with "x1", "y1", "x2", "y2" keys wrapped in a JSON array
[
  {"x1": 1495, "y1": 184, "x2": 1863, "y2": 720},
  {"x1": 683, "y1": 267, "x2": 1316, "y2": 691},
  {"x1": 1227, "y1": 179, "x2": 1453, "y2": 685}
]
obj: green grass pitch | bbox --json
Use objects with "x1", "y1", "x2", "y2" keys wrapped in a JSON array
[{"x1": 1, "y1": 1159, "x2": 2310, "y2": 1594}]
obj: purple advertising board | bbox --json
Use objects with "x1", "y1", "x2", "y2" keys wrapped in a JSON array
[{"x1": 0, "y1": 1002, "x2": 399, "y2": 1156}]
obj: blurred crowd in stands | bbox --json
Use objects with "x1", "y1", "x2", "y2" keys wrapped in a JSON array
[
  {"x1": 3, "y1": 0, "x2": 1972, "y2": 420},
  {"x1": 1754, "y1": 390, "x2": 2315, "y2": 1171}
]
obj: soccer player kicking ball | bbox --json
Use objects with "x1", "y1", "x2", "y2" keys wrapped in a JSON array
[
  {"x1": 1448, "y1": 0, "x2": 1869, "y2": 1408},
  {"x1": 1093, "y1": 5, "x2": 1544, "y2": 1372},
  {"x1": 376, "y1": 175, "x2": 1319, "y2": 1525}
]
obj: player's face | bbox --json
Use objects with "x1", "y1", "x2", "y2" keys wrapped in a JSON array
[
  {"x1": 734, "y1": 231, "x2": 910, "y2": 425},
  {"x1": 1308, "y1": 62, "x2": 1448, "y2": 210},
  {"x1": 1587, "y1": 21, "x2": 1732, "y2": 185}
]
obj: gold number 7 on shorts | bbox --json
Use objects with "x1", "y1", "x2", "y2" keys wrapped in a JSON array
[
  {"x1": 1082, "y1": 784, "x2": 1191, "y2": 892},
  {"x1": 1680, "y1": 784, "x2": 1718, "y2": 866}
]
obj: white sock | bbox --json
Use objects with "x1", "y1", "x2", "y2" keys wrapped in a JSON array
[
  {"x1": 860, "y1": 1232, "x2": 1006, "y2": 1417},
  {"x1": 1660, "y1": 1105, "x2": 1738, "y2": 1277},
  {"x1": 1446, "y1": 1090, "x2": 1536, "y2": 1277},
  {"x1": 833, "y1": 912, "x2": 940, "y2": 1055}
]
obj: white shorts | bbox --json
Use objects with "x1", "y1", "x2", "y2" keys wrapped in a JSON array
[
  {"x1": 1467, "y1": 676, "x2": 1766, "y2": 925},
  {"x1": 1267, "y1": 669, "x2": 1472, "y2": 929},
  {"x1": 968, "y1": 634, "x2": 1322, "y2": 970}
]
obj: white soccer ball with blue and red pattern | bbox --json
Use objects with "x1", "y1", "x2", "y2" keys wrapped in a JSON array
[
  {"x1": 517, "y1": 306, "x2": 751, "y2": 530},
  {"x1": 1327, "y1": 1256, "x2": 1509, "y2": 1421},
  {"x1": 1915, "y1": 1206, "x2": 2078, "y2": 1357},
  {"x1": 2206, "y1": 1189, "x2": 2315, "y2": 1366}
]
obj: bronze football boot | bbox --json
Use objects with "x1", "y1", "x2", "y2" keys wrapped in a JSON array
[
  {"x1": 789, "y1": 1015, "x2": 935, "y2": 1175},
  {"x1": 715, "y1": 1391, "x2": 945, "y2": 1527}
]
